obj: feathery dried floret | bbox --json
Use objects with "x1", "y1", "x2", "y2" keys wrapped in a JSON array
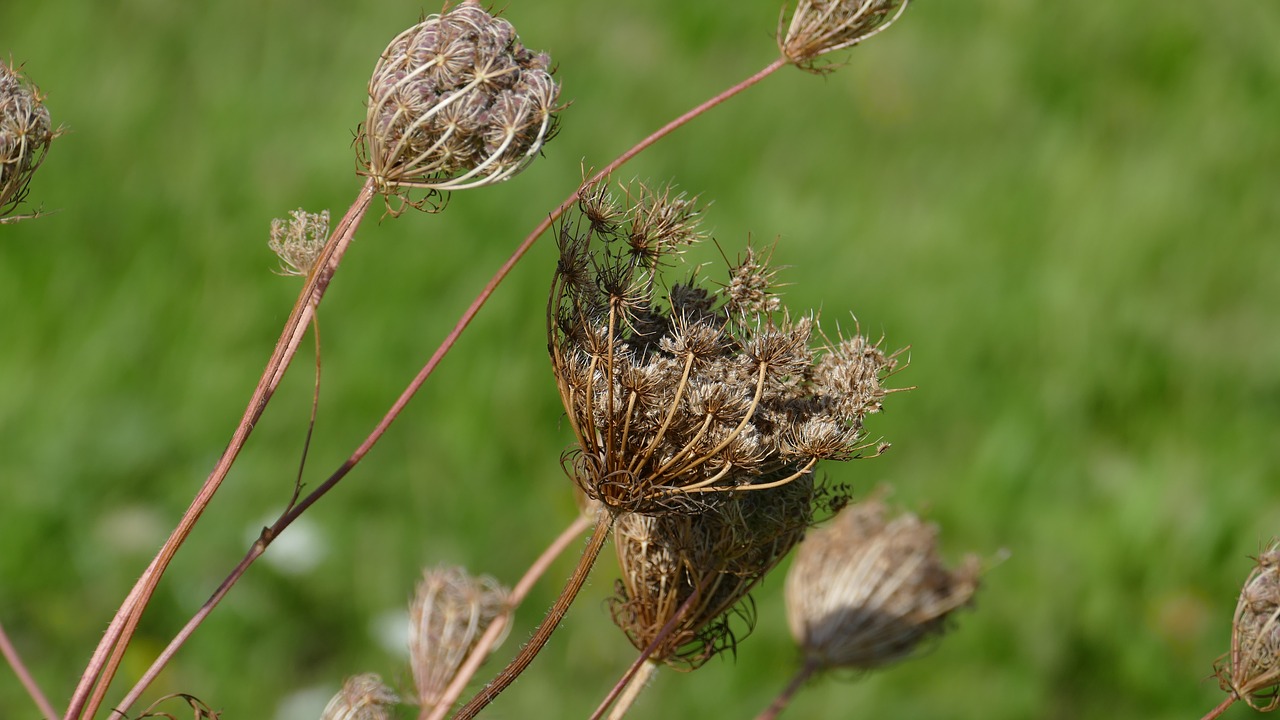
[
  {"x1": 268, "y1": 208, "x2": 331, "y2": 277},
  {"x1": 548, "y1": 180, "x2": 899, "y2": 515},
  {"x1": 409, "y1": 566, "x2": 510, "y2": 710},
  {"x1": 0, "y1": 61, "x2": 56, "y2": 222},
  {"x1": 609, "y1": 475, "x2": 820, "y2": 669},
  {"x1": 321, "y1": 673, "x2": 400, "y2": 720},
  {"x1": 361, "y1": 1, "x2": 560, "y2": 202},
  {"x1": 785, "y1": 497, "x2": 979, "y2": 671},
  {"x1": 1217, "y1": 541, "x2": 1280, "y2": 710},
  {"x1": 779, "y1": 0, "x2": 910, "y2": 71}
]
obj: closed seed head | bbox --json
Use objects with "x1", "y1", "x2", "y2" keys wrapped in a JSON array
[
  {"x1": 785, "y1": 497, "x2": 980, "y2": 672},
  {"x1": 778, "y1": 0, "x2": 910, "y2": 72},
  {"x1": 360, "y1": 2, "x2": 561, "y2": 205},
  {"x1": 1217, "y1": 540, "x2": 1280, "y2": 711},
  {"x1": 268, "y1": 208, "x2": 330, "y2": 277},
  {"x1": 0, "y1": 60, "x2": 56, "y2": 221},
  {"x1": 320, "y1": 674, "x2": 400, "y2": 720},
  {"x1": 409, "y1": 565, "x2": 510, "y2": 709}
]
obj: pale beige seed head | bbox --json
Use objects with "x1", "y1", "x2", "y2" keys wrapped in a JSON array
[
  {"x1": 785, "y1": 497, "x2": 979, "y2": 671},
  {"x1": 268, "y1": 208, "x2": 330, "y2": 277},
  {"x1": 320, "y1": 673, "x2": 399, "y2": 720},
  {"x1": 1216, "y1": 540, "x2": 1280, "y2": 710},
  {"x1": 409, "y1": 565, "x2": 510, "y2": 709},
  {"x1": 0, "y1": 60, "x2": 56, "y2": 221},
  {"x1": 361, "y1": 1, "x2": 560, "y2": 202},
  {"x1": 778, "y1": 0, "x2": 910, "y2": 71}
]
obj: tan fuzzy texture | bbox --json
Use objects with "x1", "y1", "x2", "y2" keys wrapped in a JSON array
[
  {"x1": 549, "y1": 179, "x2": 900, "y2": 517},
  {"x1": 785, "y1": 497, "x2": 979, "y2": 671},
  {"x1": 779, "y1": 0, "x2": 910, "y2": 71},
  {"x1": 361, "y1": 1, "x2": 560, "y2": 198},
  {"x1": 0, "y1": 61, "x2": 55, "y2": 220},
  {"x1": 409, "y1": 566, "x2": 511, "y2": 709},
  {"x1": 1217, "y1": 541, "x2": 1280, "y2": 710},
  {"x1": 320, "y1": 673, "x2": 400, "y2": 720}
]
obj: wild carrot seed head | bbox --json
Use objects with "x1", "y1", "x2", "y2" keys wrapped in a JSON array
[
  {"x1": 267, "y1": 208, "x2": 331, "y2": 277},
  {"x1": 360, "y1": 1, "x2": 560, "y2": 204},
  {"x1": 321, "y1": 673, "x2": 400, "y2": 720},
  {"x1": 548, "y1": 180, "x2": 898, "y2": 516},
  {"x1": 1217, "y1": 540, "x2": 1280, "y2": 710},
  {"x1": 409, "y1": 566, "x2": 510, "y2": 710},
  {"x1": 778, "y1": 0, "x2": 910, "y2": 72},
  {"x1": 0, "y1": 61, "x2": 55, "y2": 221},
  {"x1": 784, "y1": 496, "x2": 980, "y2": 672}
]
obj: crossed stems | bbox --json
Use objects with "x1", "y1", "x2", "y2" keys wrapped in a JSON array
[{"x1": 40, "y1": 55, "x2": 788, "y2": 720}]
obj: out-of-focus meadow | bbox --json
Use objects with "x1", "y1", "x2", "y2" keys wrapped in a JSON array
[{"x1": 2, "y1": 1, "x2": 1277, "y2": 718}]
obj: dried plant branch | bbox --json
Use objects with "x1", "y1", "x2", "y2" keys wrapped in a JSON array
[
  {"x1": 752, "y1": 660, "x2": 819, "y2": 720},
  {"x1": 0, "y1": 619, "x2": 58, "y2": 720}
]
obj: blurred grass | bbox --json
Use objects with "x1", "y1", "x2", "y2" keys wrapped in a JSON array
[{"x1": 1, "y1": 0, "x2": 1278, "y2": 718}]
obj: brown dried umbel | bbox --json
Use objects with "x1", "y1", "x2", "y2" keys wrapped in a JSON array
[
  {"x1": 785, "y1": 497, "x2": 979, "y2": 672},
  {"x1": 360, "y1": 1, "x2": 560, "y2": 200},
  {"x1": 779, "y1": 0, "x2": 910, "y2": 71},
  {"x1": 320, "y1": 673, "x2": 400, "y2": 720},
  {"x1": 409, "y1": 566, "x2": 511, "y2": 710},
  {"x1": 0, "y1": 61, "x2": 55, "y2": 221},
  {"x1": 609, "y1": 477, "x2": 826, "y2": 669},
  {"x1": 548, "y1": 180, "x2": 899, "y2": 516},
  {"x1": 1216, "y1": 541, "x2": 1280, "y2": 711}
]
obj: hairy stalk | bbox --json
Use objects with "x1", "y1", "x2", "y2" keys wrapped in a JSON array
[
  {"x1": 67, "y1": 179, "x2": 376, "y2": 720},
  {"x1": 452, "y1": 512, "x2": 613, "y2": 720},
  {"x1": 422, "y1": 514, "x2": 594, "y2": 720},
  {"x1": 1, "y1": 619, "x2": 58, "y2": 720},
  {"x1": 85, "y1": 55, "x2": 786, "y2": 720},
  {"x1": 753, "y1": 660, "x2": 820, "y2": 720},
  {"x1": 589, "y1": 578, "x2": 709, "y2": 720},
  {"x1": 604, "y1": 662, "x2": 656, "y2": 720}
]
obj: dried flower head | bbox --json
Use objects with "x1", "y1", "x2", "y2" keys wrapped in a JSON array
[
  {"x1": 785, "y1": 497, "x2": 980, "y2": 672},
  {"x1": 268, "y1": 208, "x2": 330, "y2": 277},
  {"x1": 609, "y1": 477, "x2": 827, "y2": 669},
  {"x1": 549, "y1": 180, "x2": 899, "y2": 516},
  {"x1": 360, "y1": 1, "x2": 560, "y2": 203},
  {"x1": 1, "y1": 60, "x2": 56, "y2": 221},
  {"x1": 779, "y1": 0, "x2": 910, "y2": 71},
  {"x1": 409, "y1": 566, "x2": 511, "y2": 709},
  {"x1": 1216, "y1": 541, "x2": 1280, "y2": 710},
  {"x1": 321, "y1": 674, "x2": 399, "y2": 720}
]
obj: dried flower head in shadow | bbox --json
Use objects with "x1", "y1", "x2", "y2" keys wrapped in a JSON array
[
  {"x1": 1, "y1": 60, "x2": 57, "y2": 222},
  {"x1": 321, "y1": 674, "x2": 400, "y2": 720},
  {"x1": 609, "y1": 477, "x2": 835, "y2": 669},
  {"x1": 778, "y1": 0, "x2": 910, "y2": 72},
  {"x1": 785, "y1": 496, "x2": 979, "y2": 672},
  {"x1": 548, "y1": 179, "x2": 900, "y2": 516},
  {"x1": 1216, "y1": 541, "x2": 1280, "y2": 711},
  {"x1": 409, "y1": 566, "x2": 511, "y2": 711},
  {"x1": 360, "y1": 1, "x2": 560, "y2": 206},
  {"x1": 268, "y1": 209, "x2": 331, "y2": 277}
]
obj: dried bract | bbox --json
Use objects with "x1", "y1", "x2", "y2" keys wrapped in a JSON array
[
  {"x1": 609, "y1": 478, "x2": 823, "y2": 669},
  {"x1": 409, "y1": 566, "x2": 511, "y2": 710},
  {"x1": 548, "y1": 180, "x2": 898, "y2": 515},
  {"x1": 0, "y1": 61, "x2": 56, "y2": 221},
  {"x1": 1217, "y1": 541, "x2": 1280, "y2": 710},
  {"x1": 268, "y1": 208, "x2": 331, "y2": 277},
  {"x1": 785, "y1": 497, "x2": 979, "y2": 671},
  {"x1": 320, "y1": 674, "x2": 400, "y2": 720},
  {"x1": 361, "y1": 1, "x2": 560, "y2": 201},
  {"x1": 779, "y1": 0, "x2": 910, "y2": 71}
]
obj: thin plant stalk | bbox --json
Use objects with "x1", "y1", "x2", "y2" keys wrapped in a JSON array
[
  {"x1": 0, "y1": 619, "x2": 58, "y2": 720},
  {"x1": 451, "y1": 512, "x2": 613, "y2": 720},
  {"x1": 753, "y1": 660, "x2": 820, "y2": 720},
  {"x1": 1200, "y1": 696, "x2": 1236, "y2": 720},
  {"x1": 589, "y1": 577, "x2": 711, "y2": 720},
  {"x1": 604, "y1": 662, "x2": 656, "y2": 720},
  {"x1": 67, "y1": 179, "x2": 377, "y2": 720},
  {"x1": 422, "y1": 513, "x2": 594, "y2": 720},
  {"x1": 87, "y1": 56, "x2": 788, "y2": 720}
]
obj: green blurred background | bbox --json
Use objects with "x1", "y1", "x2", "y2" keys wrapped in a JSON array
[{"x1": 2, "y1": 0, "x2": 1278, "y2": 718}]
